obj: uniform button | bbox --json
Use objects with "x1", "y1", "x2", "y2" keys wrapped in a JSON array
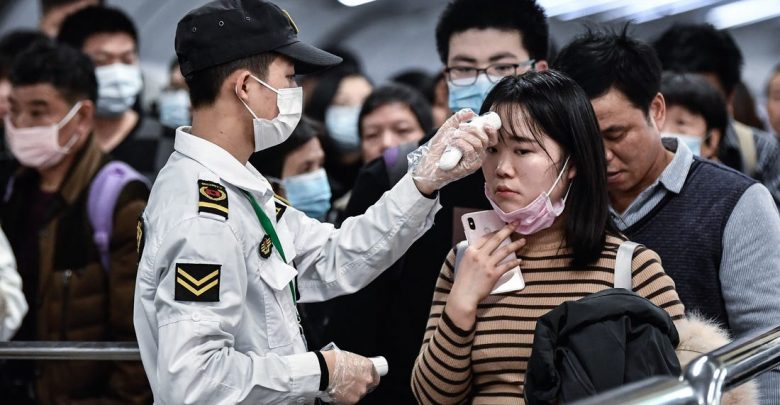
[
  {"x1": 192, "y1": 313, "x2": 201, "y2": 322},
  {"x1": 296, "y1": 398, "x2": 305, "y2": 404}
]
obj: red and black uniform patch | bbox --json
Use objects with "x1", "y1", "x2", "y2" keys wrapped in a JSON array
[
  {"x1": 198, "y1": 180, "x2": 229, "y2": 219},
  {"x1": 175, "y1": 263, "x2": 221, "y2": 302}
]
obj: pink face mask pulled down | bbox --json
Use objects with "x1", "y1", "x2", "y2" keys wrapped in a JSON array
[
  {"x1": 4, "y1": 101, "x2": 82, "y2": 169},
  {"x1": 485, "y1": 156, "x2": 571, "y2": 235}
]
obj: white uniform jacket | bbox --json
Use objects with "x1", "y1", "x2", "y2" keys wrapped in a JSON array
[
  {"x1": 133, "y1": 128, "x2": 441, "y2": 404},
  {"x1": 0, "y1": 228, "x2": 26, "y2": 341}
]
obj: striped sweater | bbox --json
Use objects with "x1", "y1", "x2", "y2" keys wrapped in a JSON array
[{"x1": 411, "y1": 227, "x2": 685, "y2": 405}]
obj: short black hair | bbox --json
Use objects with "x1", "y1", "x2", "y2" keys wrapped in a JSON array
[
  {"x1": 0, "y1": 30, "x2": 49, "y2": 80},
  {"x1": 11, "y1": 39, "x2": 98, "y2": 104},
  {"x1": 653, "y1": 24, "x2": 743, "y2": 97},
  {"x1": 391, "y1": 69, "x2": 437, "y2": 103},
  {"x1": 435, "y1": 0, "x2": 548, "y2": 64},
  {"x1": 661, "y1": 72, "x2": 728, "y2": 141},
  {"x1": 57, "y1": 6, "x2": 138, "y2": 50},
  {"x1": 358, "y1": 84, "x2": 433, "y2": 139},
  {"x1": 554, "y1": 26, "x2": 661, "y2": 114},
  {"x1": 185, "y1": 52, "x2": 275, "y2": 108},
  {"x1": 249, "y1": 116, "x2": 324, "y2": 179},
  {"x1": 40, "y1": 0, "x2": 104, "y2": 14},
  {"x1": 481, "y1": 71, "x2": 617, "y2": 266}
]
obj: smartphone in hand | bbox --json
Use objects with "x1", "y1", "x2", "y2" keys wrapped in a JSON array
[{"x1": 461, "y1": 210, "x2": 525, "y2": 294}]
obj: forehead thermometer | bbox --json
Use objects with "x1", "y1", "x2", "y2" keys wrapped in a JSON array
[{"x1": 438, "y1": 112, "x2": 502, "y2": 171}]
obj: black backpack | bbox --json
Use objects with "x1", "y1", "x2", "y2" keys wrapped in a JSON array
[{"x1": 524, "y1": 287, "x2": 681, "y2": 404}]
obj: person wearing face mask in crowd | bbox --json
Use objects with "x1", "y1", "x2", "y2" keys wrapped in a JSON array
[
  {"x1": 654, "y1": 24, "x2": 780, "y2": 206},
  {"x1": 133, "y1": 1, "x2": 493, "y2": 404},
  {"x1": 306, "y1": 59, "x2": 373, "y2": 212},
  {"x1": 335, "y1": 84, "x2": 432, "y2": 223},
  {"x1": 0, "y1": 30, "x2": 49, "y2": 194},
  {"x1": 358, "y1": 84, "x2": 432, "y2": 166},
  {"x1": 0, "y1": 40, "x2": 150, "y2": 405},
  {"x1": 556, "y1": 28, "x2": 780, "y2": 402},
  {"x1": 153, "y1": 58, "x2": 191, "y2": 171},
  {"x1": 660, "y1": 72, "x2": 729, "y2": 161},
  {"x1": 249, "y1": 117, "x2": 332, "y2": 221},
  {"x1": 157, "y1": 58, "x2": 191, "y2": 134},
  {"x1": 308, "y1": 2, "x2": 549, "y2": 404},
  {"x1": 58, "y1": 6, "x2": 165, "y2": 179},
  {"x1": 413, "y1": 70, "x2": 686, "y2": 405},
  {"x1": 307, "y1": 83, "x2": 432, "y2": 356}
]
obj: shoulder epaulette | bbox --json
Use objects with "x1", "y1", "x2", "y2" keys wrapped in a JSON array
[
  {"x1": 198, "y1": 179, "x2": 229, "y2": 220},
  {"x1": 273, "y1": 194, "x2": 288, "y2": 221}
]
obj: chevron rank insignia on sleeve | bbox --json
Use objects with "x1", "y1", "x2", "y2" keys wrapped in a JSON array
[{"x1": 175, "y1": 263, "x2": 221, "y2": 302}]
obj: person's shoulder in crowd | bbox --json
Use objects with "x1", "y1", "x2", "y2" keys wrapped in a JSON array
[
  {"x1": 110, "y1": 112, "x2": 166, "y2": 178},
  {"x1": 693, "y1": 154, "x2": 757, "y2": 191}
]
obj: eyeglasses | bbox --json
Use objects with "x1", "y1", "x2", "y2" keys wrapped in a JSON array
[{"x1": 445, "y1": 60, "x2": 536, "y2": 86}]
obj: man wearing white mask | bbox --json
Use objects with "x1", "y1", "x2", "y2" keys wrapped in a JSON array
[
  {"x1": 58, "y1": 6, "x2": 164, "y2": 179},
  {"x1": 132, "y1": 1, "x2": 496, "y2": 404},
  {"x1": 0, "y1": 40, "x2": 150, "y2": 404}
]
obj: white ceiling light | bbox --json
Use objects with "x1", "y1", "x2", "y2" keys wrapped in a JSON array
[
  {"x1": 707, "y1": 0, "x2": 780, "y2": 29},
  {"x1": 602, "y1": 0, "x2": 718, "y2": 23},
  {"x1": 541, "y1": 0, "x2": 630, "y2": 19},
  {"x1": 338, "y1": 0, "x2": 376, "y2": 6}
]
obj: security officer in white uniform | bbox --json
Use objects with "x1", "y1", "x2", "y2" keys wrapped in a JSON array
[{"x1": 133, "y1": 1, "x2": 494, "y2": 404}]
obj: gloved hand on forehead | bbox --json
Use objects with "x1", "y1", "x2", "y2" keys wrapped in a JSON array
[{"x1": 408, "y1": 108, "x2": 498, "y2": 195}]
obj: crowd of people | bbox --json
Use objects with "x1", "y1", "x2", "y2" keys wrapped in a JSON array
[{"x1": 0, "y1": 0, "x2": 778, "y2": 404}]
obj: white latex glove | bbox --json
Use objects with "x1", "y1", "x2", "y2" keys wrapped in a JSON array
[
  {"x1": 322, "y1": 347, "x2": 380, "y2": 405},
  {"x1": 408, "y1": 109, "x2": 496, "y2": 194}
]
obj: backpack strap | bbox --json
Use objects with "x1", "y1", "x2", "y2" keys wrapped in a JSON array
[
  {"x1": 384, "y1": 142, "x2": 418, "y2": 186},
  {"x1": 87, "y1": 161, "x2": 150, "y2": 272},
  {"x1": 456, "y1": 238, "x2": 640, "y2": 290},
  {"x1": 453, "y1": 240, "x2": 469, "y2": 276},
  {"x1": 733, "y1": 121, "x2": 757, "y2": 176},
  {"x1": 614, "y1": 241, "x2": 641, "y2": 291}
]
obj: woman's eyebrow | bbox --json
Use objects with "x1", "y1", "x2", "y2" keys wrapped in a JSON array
[{"x1": 504, "y1": 135, "x2": 535, "y2": 144}]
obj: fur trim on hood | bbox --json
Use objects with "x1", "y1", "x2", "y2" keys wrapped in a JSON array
[{"x1": 675, "y1": 313, "x2": 759, "y2": 405}]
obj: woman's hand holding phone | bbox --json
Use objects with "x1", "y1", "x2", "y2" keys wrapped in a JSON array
[{"x1": 445, "y1": 222, "x2": 526, "y2": 331}]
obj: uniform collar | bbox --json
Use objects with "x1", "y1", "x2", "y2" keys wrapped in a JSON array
[{"x1": 174, "y1": 126, "x2": 274, "y2": 198}]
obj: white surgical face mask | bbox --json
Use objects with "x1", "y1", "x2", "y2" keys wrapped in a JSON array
[
  {"x1": 95, "y1": 63, "x2": 143, "y2": 117},
  {"x1": 95, "y1": 63, "x2": 142, "y2": 117},
  {"x1": 4, "y1": 101, "x2": 83, "y2": 169},
  {"x1": 325, "y1": 105, "x2": 360, "y2": 150},
  {"x1": 282, "y1": 168, "x2": 332, "y2": 220},
  {"x1": 236, "y1": 75, "x2": 302, "y2": 152},
  {"x1": 158, "y1": 89, "x2": 191, "y2": 129}
]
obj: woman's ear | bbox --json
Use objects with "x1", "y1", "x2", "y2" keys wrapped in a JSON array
[{"x1": 567, "y1": 162, "x2": 577, "y2": 180}]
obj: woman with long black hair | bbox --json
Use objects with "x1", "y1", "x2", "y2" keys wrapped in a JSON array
[{"x1": 412, "y1": 71, "x2": 685, "y2": 404}]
